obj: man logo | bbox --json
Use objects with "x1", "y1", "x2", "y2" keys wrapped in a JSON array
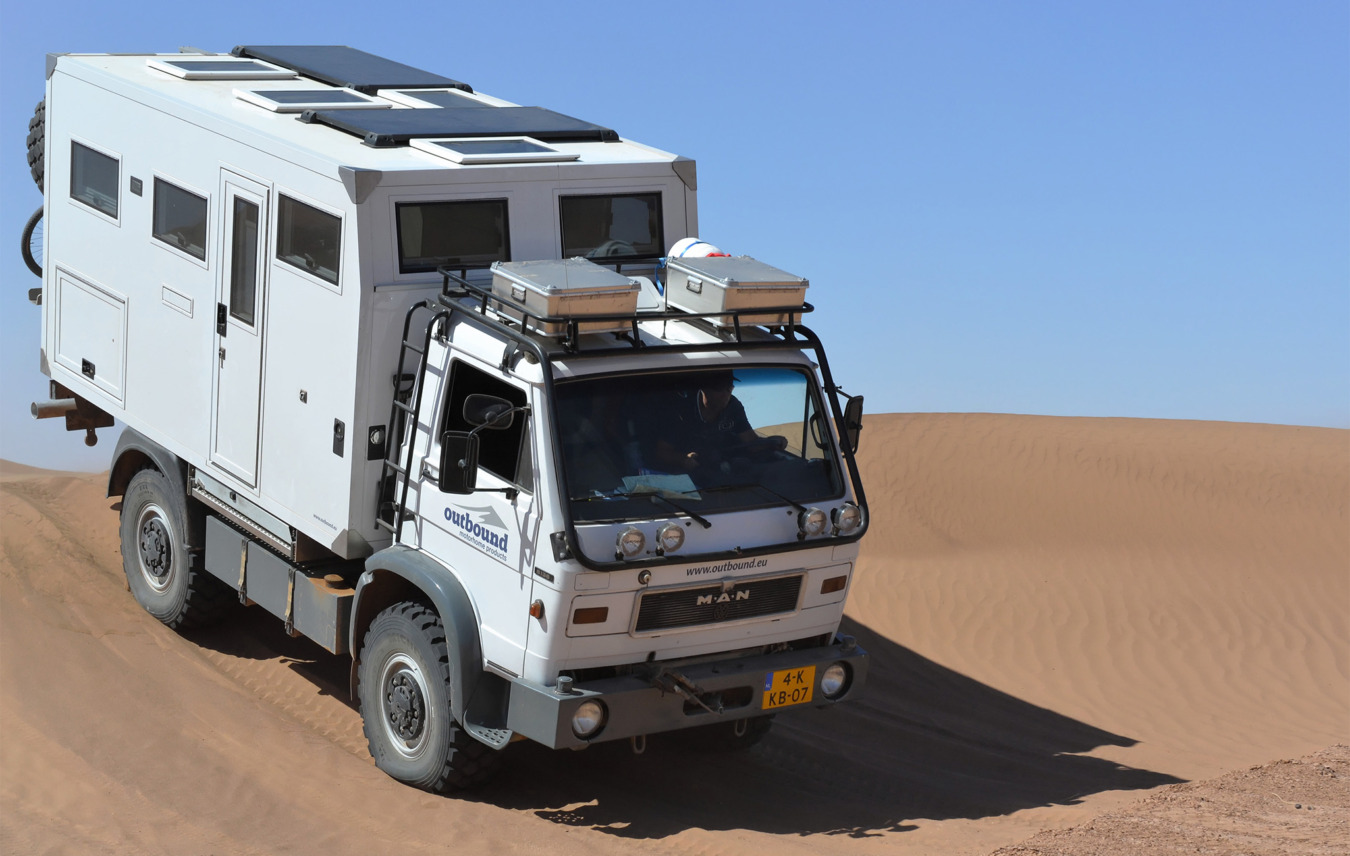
[{"x1": 696, "y1": 590, "x2": 750, "y2": 606}]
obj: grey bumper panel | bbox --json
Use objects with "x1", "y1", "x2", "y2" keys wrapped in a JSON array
[{"x1": 507, "y1": 638, "x2": 868, "y2": 749}]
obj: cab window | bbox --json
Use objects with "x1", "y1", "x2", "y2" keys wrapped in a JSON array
[{"x1": 443, "y1": 360, "x2": 530, "y2": 487}]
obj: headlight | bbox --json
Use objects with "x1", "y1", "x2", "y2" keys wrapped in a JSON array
[
  {"x1": 571, "y1": 699, "x2": 607, "y2": 738},
  {"x1": 832, "y1": 503, "x2": 862, "y2": 534},
  {"x1": 616, "y1": 527, "x2": 645, "y2": 559},
  {"x1": 820, "y1": 662, "x2": 850, "y2": 699},
  {"x1": 657, "y1": 521, "x2": 685, "y2": 554},
  {"x1": 798, "y1": 507, "x2": 828, "y2": 538}
]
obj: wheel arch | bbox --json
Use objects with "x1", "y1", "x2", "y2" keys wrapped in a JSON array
[
  {"x1": 351, "y1": 546, "x2": 483, "y2": 729},
  {"x1": 107, "y1": 428, "x2": 189, "y2": 498}
]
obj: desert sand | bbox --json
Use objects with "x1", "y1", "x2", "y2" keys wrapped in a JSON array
[{"x1": 1, "y1": 413, "x2": 1346, "y2": 855}]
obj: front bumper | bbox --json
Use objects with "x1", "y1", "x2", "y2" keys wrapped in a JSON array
[{"x1": 505, "y1": 636, "x2": 868, "y2": 749}]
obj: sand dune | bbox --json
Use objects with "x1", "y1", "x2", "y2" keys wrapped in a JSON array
[{"x1": 1, "y1": 414, "x2": 1346, "y2": 855}]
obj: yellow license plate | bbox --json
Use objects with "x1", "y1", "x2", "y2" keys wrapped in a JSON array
[{"x1": 762, "y1": 665, "x2": 816, "y2": 710}]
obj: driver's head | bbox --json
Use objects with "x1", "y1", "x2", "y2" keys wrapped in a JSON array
[{"x1": 698, "y1": 371, "x2": 736, "y2": 413}]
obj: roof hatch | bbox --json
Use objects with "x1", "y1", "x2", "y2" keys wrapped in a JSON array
[
  {"x1": 147, "y1": 56, "x2": 296, "y2": 80},
  {"x1": 409, "y1": 137, "x2": 580, "y2": 165},
  {"x1": 234, "y1": 87, "x2": 391, "y2": 113}
]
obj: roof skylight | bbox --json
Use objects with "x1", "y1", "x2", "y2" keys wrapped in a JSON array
[{"x1": 147, "y1": 57, "x2": 297, "y2": 80}]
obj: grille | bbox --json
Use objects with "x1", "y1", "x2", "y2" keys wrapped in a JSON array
[{"x1": 635, "y1": 575, "x2": 803, "y2": 632}]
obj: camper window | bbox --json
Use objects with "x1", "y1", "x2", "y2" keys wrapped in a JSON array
[
  {"x1": 442, "y1": 360, "x2": 530, "y2": 488},
  {"x1": 70, "y1": 141, "x2": 119, "y2": 219},
  {"x1": 152, "y1": 179, "x2": 208, "y2": 260},
  {"x1": 396, "y1": 199, "x2": 509, "y2": 273},
  {"x1": 559, "y1": 192, "x2": 662, "y2": 261},
  {"x1": 228, "y1": 197, "x2": 261, "y2": 326},
  {"x1": 277, "y1": 195, "x2": 341, "y2": 285}
]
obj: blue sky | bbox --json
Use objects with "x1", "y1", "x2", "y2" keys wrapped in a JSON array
[{"x1": 1, "y1": 1, "x2": 1346, "y2": 470}]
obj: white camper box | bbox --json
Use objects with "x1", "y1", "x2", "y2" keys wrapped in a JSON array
[{"x1": 38, "y1": 47, "x2": 695, "y2": 559}]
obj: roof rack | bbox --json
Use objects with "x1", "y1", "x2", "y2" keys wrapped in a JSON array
[{"x1": 437, "y1": 267, "x2": 814, "y2": 356}]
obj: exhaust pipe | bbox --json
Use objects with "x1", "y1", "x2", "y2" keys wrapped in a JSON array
[{"x1": 31, "y1": 399, "x2": 77, "y2": 419}]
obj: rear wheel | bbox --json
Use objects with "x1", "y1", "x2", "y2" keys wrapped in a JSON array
[
  {"x1": 119, "y1": 468, "x2": 234, "y2": 629},
  {"x1": 358, "y1": 602, "x2": 501, "y2": 792}
]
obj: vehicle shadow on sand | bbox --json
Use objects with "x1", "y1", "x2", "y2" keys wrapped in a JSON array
[
  {"x1": 185, "y1": 606, "x2": 1181, "y2": 839},
  {"x1": 186, "y1": 604, "x2": 354, "y2": 701},
  {"x1": 476, "y1": 616, "x2": 1182, "y2": 839}
]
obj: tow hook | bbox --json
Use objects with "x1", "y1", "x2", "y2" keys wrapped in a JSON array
[
  {"x1": 630, "y1": 734, "x2": 647, "y2": 755},
  {"x1": 652, "y1": 668, "x2": 722, "y2": 715}
]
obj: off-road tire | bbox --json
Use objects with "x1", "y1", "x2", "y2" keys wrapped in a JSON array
[
  {"x1": 21, "y1": 207, "x2": 42, "y2": 278},
  {"x1": 357, "y1": 602, "x2": 502, "y2": 792},
  {"x1": 668, "y1": 714, "x2": 774, "y2": 752},
  {"x1": 27, "y1": 100, "x2": 44, "y2": 192},
  {"x1": 119, "y1": 467, "x2": 235, "y2": 629}
]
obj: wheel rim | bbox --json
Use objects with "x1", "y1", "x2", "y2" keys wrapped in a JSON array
[
  {"x1": 135, "y1": 502, "x2": 175, "y2": 593},
  {"x1": 378, "y1": 652, "x2": 430, "y2": 759}
]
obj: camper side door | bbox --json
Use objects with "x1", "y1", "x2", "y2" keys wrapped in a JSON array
[{"x1": 210, "y1": 170, "x2": 270, "y2": 487}]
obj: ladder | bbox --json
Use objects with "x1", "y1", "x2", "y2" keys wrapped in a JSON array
[{"x1": 375, "y1": 300, "x2": 451, "y2": 543}]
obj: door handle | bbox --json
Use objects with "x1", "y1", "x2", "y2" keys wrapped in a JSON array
[
  {"x1": 217, "y1": 302, "x2": 228, "y2": 337},
  {"x1": 219, "y1": 346, "x2": 226, "y2": 367}
]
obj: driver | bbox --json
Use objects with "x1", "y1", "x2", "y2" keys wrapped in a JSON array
[{"x1": 653, "y1": 371, "x2": 787, "y2": 477}]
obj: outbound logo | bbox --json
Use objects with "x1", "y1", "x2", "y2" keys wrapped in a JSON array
[{"x1": 443, "y1": 504, "x2": 510, "y2": 561}]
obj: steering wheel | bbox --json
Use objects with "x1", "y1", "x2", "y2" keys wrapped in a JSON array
[{"x1": 589, "y1": 240, "x2": 636, "y2": 258}]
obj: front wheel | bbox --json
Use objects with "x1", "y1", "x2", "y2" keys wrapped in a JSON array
[{"x1": 357, "y1": 602, "x2": 501, "y2": 792}]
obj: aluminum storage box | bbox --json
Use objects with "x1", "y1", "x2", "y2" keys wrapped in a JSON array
[
  {"x1": 491, "y1": 258, "x2": 640, "y2": 337},
  {"x1": 664, "y1": 256, "x2": 808, "y2": 326}
]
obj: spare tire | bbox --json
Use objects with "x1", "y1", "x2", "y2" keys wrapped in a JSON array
[{"x1": 27, "y1": 100, "x2": 44, "y2": 192}]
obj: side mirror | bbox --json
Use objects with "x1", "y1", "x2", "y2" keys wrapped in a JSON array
[
  {"x1": 809, "y1": 412, "x2": 827, "y2": 449},
  {"x1": 842, "y1": 395, "x2": 864, "y2": 454},
  {"x1": 438, "y1": 431, "x2": 480, "y2": 494},
  {"x1": 463, "y1": 394, "x2": 515, "y2": 430}
]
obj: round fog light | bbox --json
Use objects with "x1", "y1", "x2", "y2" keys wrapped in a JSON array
[
  {"x1": 798, "y1": 507, "x2": 828, "y2": 538},
  {"x1": 571, "y1": 699, "x2": 607, "y2": 739},
  {"x1": 657, "y1": 521, "x2": 685, "y2": 553},
  {"x1": 820, "y1": 662, "x2": 850, "y2": 699},
  {"x1": 832, "y1": 502, "x2": 862, "y2": 534},
  {"x1": 616, "y1": 527, "x2": 645, "y2": 559}
]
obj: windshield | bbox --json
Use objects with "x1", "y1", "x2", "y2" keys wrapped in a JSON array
[{"x1": 556, "y1": 366, "x2": 844, "y2": 522}]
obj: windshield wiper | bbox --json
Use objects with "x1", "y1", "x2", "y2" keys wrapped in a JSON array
[
  {"x1": 572, "y1": 490, "x2": 712, "y2": 529},
  {"x1": 695, "y1": 482, "x2": 808, "y2": 514}
]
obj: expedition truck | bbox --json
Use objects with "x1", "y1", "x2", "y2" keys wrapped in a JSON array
[{"x1": 21, "y1": 46, "x2": 870, "y2": 791}]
